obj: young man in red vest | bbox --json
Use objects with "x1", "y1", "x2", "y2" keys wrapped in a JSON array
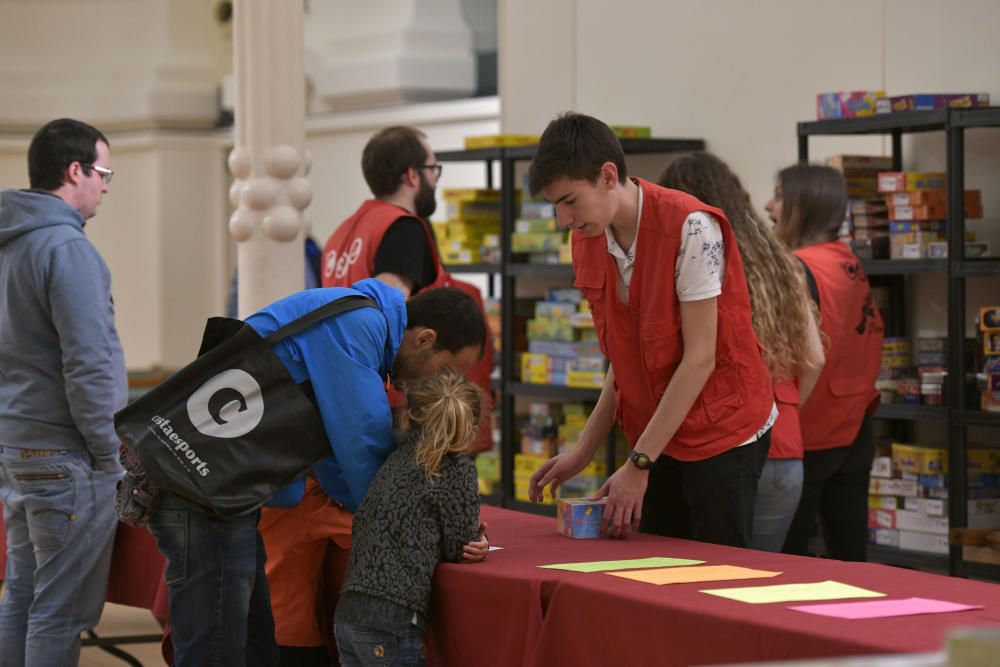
[
  {"x1": 527, "y1": 113, "x2": 775, "y2": 547},
  {"x1": 261, "y1": 126, "x2": 491, "y2": 664}
]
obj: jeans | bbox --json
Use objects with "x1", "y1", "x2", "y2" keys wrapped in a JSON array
[
  {"x1": 751, "y1": 458, "x2": 804, "y2": 552},
  {"x1": 784, "y1": 417, "x2": 874, "y2": 561},
  {"x1": 148, "y1": 492, "x2": 279, "y2": 667},
  {"x1": 0, "y1": 445, "x2": 120, "y2": 667},
  {"x1": 334, "y1": 623, "x2": 426, "y2": 667},
  {"x1": 639, "y1": 431, "x2": 771, "y2": 548}
]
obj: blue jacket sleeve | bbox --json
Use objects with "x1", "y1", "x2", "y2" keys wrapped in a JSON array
[{"x1": 304, "y1": 309, "x2": 396, "y2": 512}]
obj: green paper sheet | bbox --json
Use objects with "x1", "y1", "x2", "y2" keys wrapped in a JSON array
[
  {"x1": 538, "y1": 556, "x2": 704, "y2": 573},
  {"x1": 701, "y1": 580, "x2": 886, "y2": 604}
]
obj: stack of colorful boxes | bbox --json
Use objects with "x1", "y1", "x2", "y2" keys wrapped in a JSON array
[
  {"x1": 876, "y1": 337, "x2": 910, "y2": 403},
  {"x1": 513, "y1": 401, "x2": 609, "y2": 505},
  {"x1": 876, "y1": 336, "x2": 949, "y2": 405},
  {"x1": 980, "y1": 306, "x2": 1000, "y2": 412},
  {"x1": 868, "y1": 444, "x2": 1000, "y2": 554},
  {"x1": 827, "y1": 155, "x2": 891, "y2": 258},
  {"x1": 915, "y1": 337, "x2": 948, "y2": 406},
  {"x1": 877, "y1": 172, "x2": 985, "y2": 259},
  {"x1": 433, "y1": 188, "x2": 513, "y2": 264},
  {"x1": 521, "y1": 288, "x2": 606, "y2": 389},
  {"x1": 512, "y1": 177, "x2": 570, "y2": 264}
]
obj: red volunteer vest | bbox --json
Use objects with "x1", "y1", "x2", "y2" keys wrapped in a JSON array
[
  {"x1": 572, "y1": 179, "x2": 773, "y2": 462},
  {"x1": 322, "y1": 199, "x2": 495, "y2": 453},
  {"x1": 795, "y1": 241, "x2": 883, "y2": 451},
  {"x1": 769, "y1": 379, "x2": 803, "y2": 460}
]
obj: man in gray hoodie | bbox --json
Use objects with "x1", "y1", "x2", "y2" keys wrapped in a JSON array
[{"x1": 0, "y1": 118, "x2": 126, "y2": 666}]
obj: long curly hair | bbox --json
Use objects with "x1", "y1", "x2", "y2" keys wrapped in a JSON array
[
  {"x1": 404, "y1": 370, "x2": 487, "y2": 479},
  {"x1": 659, "y1": 152, "x2": 817, "y2": 380}
]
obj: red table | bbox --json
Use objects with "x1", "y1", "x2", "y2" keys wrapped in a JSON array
[{"x1": 429, "y1": 506, "x2": 1000, "y2": 667}]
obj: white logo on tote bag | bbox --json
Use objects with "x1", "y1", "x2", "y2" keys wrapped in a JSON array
[{"x1": 186, "y1": 369, "x2": 265, "y2": 438}]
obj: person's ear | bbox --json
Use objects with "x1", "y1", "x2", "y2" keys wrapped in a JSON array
[
  {"x1": 65, "y1": 161, "x2": 86, "y2": 186},
  {"x1": 600, "y1": 161, "x2": 618, "y2": 189},
  {"x1": 416, "y1": 327, "x2": 438, "y2": 350},
  {"x1": 401, "y1": 166, "x2": 420, "y2": 190}
]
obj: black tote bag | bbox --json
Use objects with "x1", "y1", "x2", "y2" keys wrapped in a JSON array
[{"x1": 115, "y1": 294, "x2": 380, "y2": 518}]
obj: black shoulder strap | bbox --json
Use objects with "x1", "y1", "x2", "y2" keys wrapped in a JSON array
[
  {"x1": 264, "y1": 295, "x2": 378, "y2": 345},
  {"x1": 797, "y1": 257, "x2": 820, "y2": 310}
]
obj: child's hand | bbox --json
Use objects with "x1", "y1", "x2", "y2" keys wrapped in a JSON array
[{"x1": 462, "y1": 521, "x2": 489, "y2": 563}]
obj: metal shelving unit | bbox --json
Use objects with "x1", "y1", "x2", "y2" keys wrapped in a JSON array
[
  {"x1": 873, "y1": 404, "x2": 948, "y2": 421},
  {"x1": 438, "y1": 137, "x2": 705, "y2": 513},
  {"x1": 799, "y1": 107, "x2": 1000, "y2": 579}
]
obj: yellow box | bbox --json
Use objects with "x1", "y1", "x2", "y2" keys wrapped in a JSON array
[
  {"x1": 892, "y1": 442, "x2": 947, "y2": 475},
  {"x1": 441, "y1": 188, "x2": 501, "y2": 202},
  {"x1": 515, "y1": 454, "x2": 553, "y2": 504},
  {"x1": 464, "y1": 134, "x2": 540, "y2": 149},
  {"x1": 567, "y1": 370, "x2": 605, "y2": 389},
  {"x1": 609, "y1": 125, "x2": 652, "y2": 139},
  {"x1": 521, "y1": 353, "x2": 551, "y2": 384},
  {"x1": 441, "y1": 248, "x2": 479, "y2": 265},
  {"x1": 968, "y1": 449, "x2": 1000, "y2": 474}
]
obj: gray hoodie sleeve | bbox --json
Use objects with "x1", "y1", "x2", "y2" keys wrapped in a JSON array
[{"x1": 47, "y1": 237, "x2": 127, "y2": 465}]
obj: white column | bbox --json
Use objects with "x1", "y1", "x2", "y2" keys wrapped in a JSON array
[
  {"x1": 305, "y1": 0, "x2": 475, "y2": 112},
  {"x1": 229, "y1": 0, "x2": 310, "y2": 318}
]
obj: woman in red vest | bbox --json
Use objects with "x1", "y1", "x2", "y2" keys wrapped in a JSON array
[
  {"x1": 766, "y1": 164, "x2": 884, "y2": 561},
  {"x1": 659, "y1": 153, "x2": 825, "y2": 552}
]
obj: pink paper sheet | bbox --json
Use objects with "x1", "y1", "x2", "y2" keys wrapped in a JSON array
[{"x1": 788, "y1": 596, "x2": 983, "y2": 620}]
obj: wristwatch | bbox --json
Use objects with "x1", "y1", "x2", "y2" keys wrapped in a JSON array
[{"x1": 628, "y1": 449, "x2": 652, "y2": 470}]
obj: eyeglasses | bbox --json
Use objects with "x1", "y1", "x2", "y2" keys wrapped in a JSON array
[
  {"x1": 82, "y1": 164, "x2": 114, "y2": 185},
  {"x1": 419, "y1": 163, "x2": 443, "y2": 178}
]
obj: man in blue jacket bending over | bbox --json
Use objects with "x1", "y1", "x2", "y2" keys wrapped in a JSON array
[{"x1": 146, "y1": 279, "x2": 487, "y2": 667}]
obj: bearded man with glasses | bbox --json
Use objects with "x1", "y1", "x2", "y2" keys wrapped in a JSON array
[{"x1": 0, "y1": 118, "x2": 125, "y2": 666}]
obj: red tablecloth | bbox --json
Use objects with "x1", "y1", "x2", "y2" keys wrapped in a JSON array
[
  {"x1": 0, "y1": 513, "x2": 166, "y2": 617},
  {"x1": 430, "y1": 506, "x2": 1000, "y2": 667}
]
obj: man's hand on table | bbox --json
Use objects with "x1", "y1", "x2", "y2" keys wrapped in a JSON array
[{"x1": 592, "y1": 463, "x2": 648, "y2": 538}]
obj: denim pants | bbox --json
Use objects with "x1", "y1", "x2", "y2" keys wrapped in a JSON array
[
  {"x1": 334, "y1": 623, "x2": 426, "y2": 667},
  {"x1": 751, "y1": 458, "x2": 804, "y2": 552},
  {"x1": 148, "y1": 492, "x2": 279, "y2": 667},
  {"x1": 639, "y1": 431, "x2": 771, "y2": 548},
  {"x1": 0, "y1": 445, "x2": 121, "y2": 667}
]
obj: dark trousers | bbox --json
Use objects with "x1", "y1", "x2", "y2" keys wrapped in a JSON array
[
  {"x1": 639, "y1": 430, "x2": 771, "y2": 548},
  {"x1": 783, "y1": 417, "x2": 874, "y2": 561},
  {"x1": 148, "y1": 492, "x2": 280, "y2": 667}
]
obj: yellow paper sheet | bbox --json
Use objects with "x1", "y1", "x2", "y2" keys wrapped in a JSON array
[
  {"x1": 701, "y1": 580, "x2": 886, "y2": 604},
  {"x1": 606, "y1": 565, "x2": 782, "y2": 586}
]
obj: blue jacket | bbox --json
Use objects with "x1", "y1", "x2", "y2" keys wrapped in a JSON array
[
  {"x1": 245, "y1": 279, "x2": 405, "y2": 512},
  {"x1": 0, "y1": 189, "x2": 126, "y2": 466}
]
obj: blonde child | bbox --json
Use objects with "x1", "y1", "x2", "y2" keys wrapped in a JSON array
[{"x1": 333, "y1": 370, "x2": 488, "y2": 666}]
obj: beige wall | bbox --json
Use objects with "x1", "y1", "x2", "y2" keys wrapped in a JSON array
[
  {"x1": 0, "y1": 98, "x2": 498, "y2": 369},
  {"x1": 500, "y1": 0, "x2": 1000, "y2": 333},
  {"x1": 4, "y1": 0, "x2": 999, "y2": 369}
]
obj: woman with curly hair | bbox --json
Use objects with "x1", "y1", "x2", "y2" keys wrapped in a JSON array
[{"x1": 660, "y1": 153, "x2": 824, "y2": 552}]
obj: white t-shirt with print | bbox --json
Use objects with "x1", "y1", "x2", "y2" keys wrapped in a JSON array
[{"x1": 604, "y1": 186, "x2": 776, "y2": 445}]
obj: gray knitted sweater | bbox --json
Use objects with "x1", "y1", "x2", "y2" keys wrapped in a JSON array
[{"x1": 335, "y1": 435, "x2": 480, "y2": 632}]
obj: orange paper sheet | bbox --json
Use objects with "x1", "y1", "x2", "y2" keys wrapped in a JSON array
[{"x1": 607, "y1": 565, "x2": 782, "y2": 586}]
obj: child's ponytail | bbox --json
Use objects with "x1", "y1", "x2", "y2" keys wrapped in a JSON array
[{"x1": 405, "y1": 370, "x2": 486, "y2": 479}]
